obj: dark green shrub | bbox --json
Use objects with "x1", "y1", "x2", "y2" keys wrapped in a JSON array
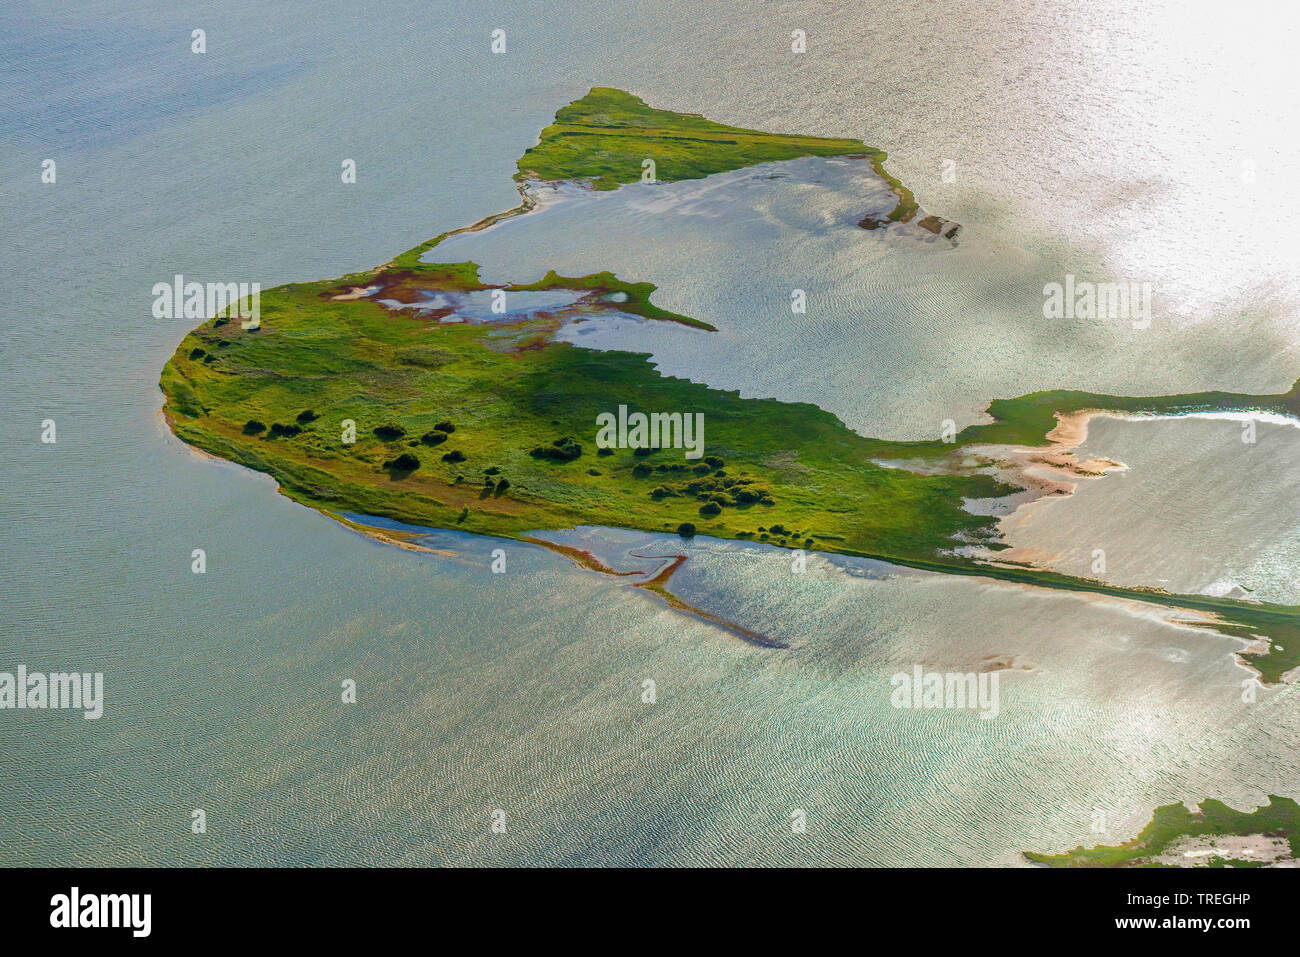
[
  {"x1": 242, "y1": 420, "x2": 267, "y2": 435},
  {"x1": 677, "y1": 522, "x2": 696, "y2": 537},
  {"x1": 296, "y1": 409, "x2": 319, "y2": 423},
  {"x1": 420, "y1": 431, "x2": 448, "y2": 445},
  {"x1": 385, "y1": 452, "x2": 420, "y2": 473},
  {"x1": 373, "y1": 424, "x2": 405, "y2": 440},
  {"x1": 530, "y1": 437, "x2": 581, "y2": 462},
  {"x1": 699, "y1": 502, "x2": 721, "y2": 516},
  {"x1": 442, "y1": 449, "x2": 467, "y2": 463}
]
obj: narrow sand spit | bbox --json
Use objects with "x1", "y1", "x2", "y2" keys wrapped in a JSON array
[
  {"x1": 329, "y1": 513, "x2": 458, "y2": 557},
  {"x1": 521, "y1": 536, "x2": 787, "y2": 648}
]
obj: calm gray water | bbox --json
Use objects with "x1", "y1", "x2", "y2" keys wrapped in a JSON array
[{"x1": 2, "y1": 0, "x2": 1298, "y2": 866}]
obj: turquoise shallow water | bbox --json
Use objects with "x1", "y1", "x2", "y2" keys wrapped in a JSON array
[{"x1": 2, "y1": 0, "x2": 1298, "y2": 865}]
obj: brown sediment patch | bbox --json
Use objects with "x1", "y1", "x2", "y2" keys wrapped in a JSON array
[
  {"x1": 1025, "y1": 450, "x2": 1125, "y2": 479},
  {"x1": 1045, "y1": 408, "x2": 1098, "y2": 447},
  {"x1": 978, "y1": 653, "x2": 1036, "y2": 674},
  {"x1": 995, "y1": 408, "x2": 1124, "y2": 485},
  {"x1": 1240, "y1": 637, "x2": 1272, "y2": 657},
  {"x1": 972, "y1": 408, "x2": 1123, "y2": 504},
  {"x1": 330, "y1": 284, "x2": 381, "y2": 301},
  {"x1": 520, "y1": 536, "x2": 786, "y2": 649},
  {"x1": 629, "y1": 551, "x2": 687, "y2": 589},
  {"x1": 966, "y1": 409, "x2": 1128, "y2": 565},
  {"x1": 916, "y1": 214, "x2": 962, "y2": 240},
  {"x1": 323, "y1": 268, "x2": 462, "y2": 315},
  {"x1": 851, "y1": 153, "x2": 959, "y2": 240}
]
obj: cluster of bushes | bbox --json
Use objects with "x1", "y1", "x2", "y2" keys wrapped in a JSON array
[
  {"x1": 756, "y1": 524, "x2": 815, "y2": 546},
  {"x1": 625, "y1": 453, "x2": 772, "y2": 518},
  {"x1": 694, "y1": 481, "x2": 774, "y2": 513},
  {"x1": 296, "y1": 409, "x2": 319, "y2": 423},
  {"x1": 633, "y1": 455, "x2": 726, "y2": 477},
  {"x1": 481, "y1": 470, "x2": 510, "y2": 495},
  {"x1": 642, "y1": 471, "x2": 774, "y2": 509},
  {"x1": 242, "y1": 419, "x2": 303, "y2": 439},
  {"x1": 530, "y1": 436, "x2": 582, "y2": 462},
  {"x1": 377, "y1": 420, "x2": 455, "y2": 442},
  {"x1": 417, "y1": 420, "x2": 457, "y2": 448},
  {"x1": 367, "y1": 418, "x2": 463, "y2": 473}
]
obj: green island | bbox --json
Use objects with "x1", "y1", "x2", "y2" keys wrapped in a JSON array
[
  {"x1": 513, "y1": 87, "x2": 929, "y2": 228},
  {"x1": 1025, "y1": 796, "x2": 1300, "y2": 867},
  {"x1": 161, "y1": 87, "x2": 1300, "y2": 685}
]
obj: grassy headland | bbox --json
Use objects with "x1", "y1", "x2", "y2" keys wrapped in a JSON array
[{"x1": 516, "y1": 86, "x2": 869, "y2": 189}]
